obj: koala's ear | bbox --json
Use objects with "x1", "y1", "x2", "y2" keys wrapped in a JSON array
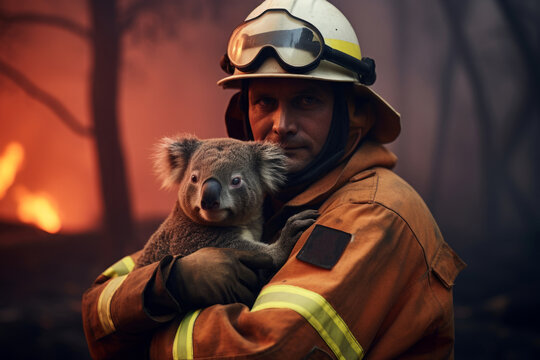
[
  {"x1": 154, "y1": 134, "x2": 201, "y2": 189},
  {"x1": 253, "y1": 142, "x2": 287, "y2": 193}
]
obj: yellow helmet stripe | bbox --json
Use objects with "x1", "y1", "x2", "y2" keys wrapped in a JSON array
[
  {"x1": 97, "y1": 274, "x2": 128, "y2": 335},
  {"x1": 173, "y1": 309, "x2": 202, "y2": 360},
  {"x1": 252, "y1": 284, "x2": 364, "y2": 360},
  {"x1": 326, "y1": 38, "x2": 362, "y2": 60},
  {"x1": 101, "y1": 255, "x2": 135, "y2": 278}
]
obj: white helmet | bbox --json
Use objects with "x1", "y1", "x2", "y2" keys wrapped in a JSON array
[{"x1": 218, "y1": 0, "x2": 400, "y2": 144}]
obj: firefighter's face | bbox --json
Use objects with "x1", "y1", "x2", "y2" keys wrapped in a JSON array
[{"x1": 248, "y1": 78, "x2": 334, "y2": 173}]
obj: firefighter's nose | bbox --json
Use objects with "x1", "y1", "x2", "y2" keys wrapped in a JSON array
[
  {"x1": 201, "y1": 179, "x2": 221, "y2": 210},
  {"x1": 272, "y1": 105, "x2": 297, "y2": 136}
]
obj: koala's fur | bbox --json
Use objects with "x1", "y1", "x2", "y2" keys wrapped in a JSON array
[{"x1": 136, "y1": 134, "x2": 307, "y2": 269}]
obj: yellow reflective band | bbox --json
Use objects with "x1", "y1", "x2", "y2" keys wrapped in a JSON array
[
  {"x1": 173, "y1": 309, "x2": 201, "y2": 360},
  {"x1": 102, "y1": 256, "x2": 135, "y2": 278},
  {"x1": 326, "y1": 38, "x2": 362, "y2": 60},
  {"x1": 252, "y1": 285, "x2": 363, "y2": 360},
  {"x1": 97, "y1": 274, "x2": 128, "y2": 335}
]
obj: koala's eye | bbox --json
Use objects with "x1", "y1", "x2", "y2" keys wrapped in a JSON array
[
  {"x1": 190, "y1": 174, "x2": 198, "y2": 183},
  {"x1": 231, "y1": 177, "x2": 242, "y2": 187}
]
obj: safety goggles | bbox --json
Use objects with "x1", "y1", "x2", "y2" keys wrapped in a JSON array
[{"x1": 222, "y1": 9, "x2": 376, "y2": 85}]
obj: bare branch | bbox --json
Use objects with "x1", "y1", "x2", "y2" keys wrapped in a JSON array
[
  {"x1": 0, "y1": 58, "x2": 93, "y2": 137},
  {"x1": 0, "y1": 10, "x2": 91, "y2": 40}
]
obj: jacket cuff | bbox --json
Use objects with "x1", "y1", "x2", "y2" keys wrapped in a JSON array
[
  {"x1": 143, "y1": 255, "x2": 183, "y2": 322},
  {"x1": 109, "y1": 259, "x2": 176, "y2": 334}
]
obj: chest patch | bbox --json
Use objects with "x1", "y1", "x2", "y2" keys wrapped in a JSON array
[{"x1": 296, "y1": 225, "x2": 352, "y2": 270}]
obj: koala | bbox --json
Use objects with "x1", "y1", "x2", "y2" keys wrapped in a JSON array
[{"x1": 135, "y1": 134, "x2": 317, "y2": 269}]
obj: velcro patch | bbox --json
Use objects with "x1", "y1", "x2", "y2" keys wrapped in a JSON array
[{"x1": 296, "y1": 225, "x2": 352, "y2": 269}]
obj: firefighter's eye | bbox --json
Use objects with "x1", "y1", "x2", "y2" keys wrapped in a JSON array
[
  {"x1": 231, "y1": 177, "x2": 242, "y2": 187},
  {"x1": 191, "y1": 174, "x2": 198, "y2": 183}
]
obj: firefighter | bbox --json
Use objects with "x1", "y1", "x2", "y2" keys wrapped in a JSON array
[{"x1": 82, "y1": 0, "x2": 466, "y2": 359}]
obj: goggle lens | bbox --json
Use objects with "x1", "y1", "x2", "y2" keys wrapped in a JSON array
[{"x1": 228, "y1": 10, "x2": 324, "y2": 70}]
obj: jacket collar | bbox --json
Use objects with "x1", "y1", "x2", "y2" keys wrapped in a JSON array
[
  {"x1": 285, "y1": 140, "x2": 397, "y2": 208},
  {"x1": 262, "y1": 140, "x2": 397, "y2": 242}
]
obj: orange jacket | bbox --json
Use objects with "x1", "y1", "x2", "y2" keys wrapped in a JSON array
[{"x1": 82, "y1": 141, "x2": 465, "y2": 359}]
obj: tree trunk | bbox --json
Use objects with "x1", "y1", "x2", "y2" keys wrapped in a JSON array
[
  {"x1": 391, "y1": 0, "x2": 410, "y2": 161},
  {"x1": 439, "y1": 0, "x2": 499, "y2": 236},
  {"x1": 89, "y1": 0, "x2": 135, "y2": 259},
  {"x1": 427, "y1": 50, "x2": 455, "y2": 208}
]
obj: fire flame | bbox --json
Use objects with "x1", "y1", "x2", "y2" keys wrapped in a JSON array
[
  {"x1": 0, "y1": 142, "x2": 62, "y2": 233},
  {"x1": 14, "y1": 186, "x2": 62, "y2": 234},
  {"x1": 0, "y1": 142, "x2": 24, "y2": 199}
]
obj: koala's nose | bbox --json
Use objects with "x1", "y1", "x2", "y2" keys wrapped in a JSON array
[{"x1": 201, "y1": 178, "x2": 221, "y2": 210}]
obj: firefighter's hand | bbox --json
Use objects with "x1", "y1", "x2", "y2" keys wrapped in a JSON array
[{"x1": 168, "y1": 247, "x2": 274, "y2": 310}]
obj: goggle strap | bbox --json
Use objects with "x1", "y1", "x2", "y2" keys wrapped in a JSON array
[
  {"x1": 360, "y1": 57, "x2": 377, "y2": 86},
  {"x1": 323, "y1": 45, "x2": 376, "y2": 85},
  {"x1": 220, "y1": 53, "x2": 235, "y2": 75}
]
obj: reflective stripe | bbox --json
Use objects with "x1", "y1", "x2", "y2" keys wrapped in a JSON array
[
  {"x1": 173, "y1": 310, "x2": 201, "y2": 360},
  {"x1": 97, "y1": 274, "x2": 128, "y2": 335},
  {"x1": 102, "y1": 256, "x2": 135, "y2": 278},
  {"x1": 252, "y1": 285, "x2": 363, "y2": 360},
  {"x1": 326, "y1": 38, "x2": 362, "y2": 60}
]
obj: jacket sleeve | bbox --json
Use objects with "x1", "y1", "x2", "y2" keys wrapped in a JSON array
[
  {"x1": 82, "y1": 252, "x2": 181, "y2": 360},
  {"x1": 148, "y1": 201, "x2": 465, "y2": 360}
]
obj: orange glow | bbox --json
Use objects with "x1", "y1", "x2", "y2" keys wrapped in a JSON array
[
  {"x1": 14, "y1": 186, "x2": 62, "y2": 233},
  {"x1": 0, "y1": 142, "x2": 25, "y2": 199}
]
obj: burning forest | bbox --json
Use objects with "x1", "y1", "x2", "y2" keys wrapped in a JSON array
[{"x1": 0, "y1": 142, "x2": 61, "y2": 234}]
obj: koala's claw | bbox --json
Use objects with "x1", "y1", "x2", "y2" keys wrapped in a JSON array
[
  {"x1": 279, "y1": 209, "x2": 319, "y2": 244},
  {"x1": 263, "y1": 209, "x2": 318, "y2": 269}
]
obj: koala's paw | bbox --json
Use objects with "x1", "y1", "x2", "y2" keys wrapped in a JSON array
[{"x1": 278, "y1": 209, "x2": 319, "y2": 249}]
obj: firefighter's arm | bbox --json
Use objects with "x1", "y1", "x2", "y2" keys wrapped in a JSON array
[
  {"x1": 148, "y1": 202, "x2": 463, "y2": 359},
  {"x1": 81, "y1": 252, "x2": 180, "y2": 359},
  {"x1": 82, "y1": 249, "x2": 274, "y2": 359}
]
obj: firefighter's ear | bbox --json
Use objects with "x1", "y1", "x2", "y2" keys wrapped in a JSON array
[
  {"x1": 347, "y1": 90, "x2": 375, "y2": 139},
  {"x1": 154, "y1": 134, "x2": 201, "y2": 189}
]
